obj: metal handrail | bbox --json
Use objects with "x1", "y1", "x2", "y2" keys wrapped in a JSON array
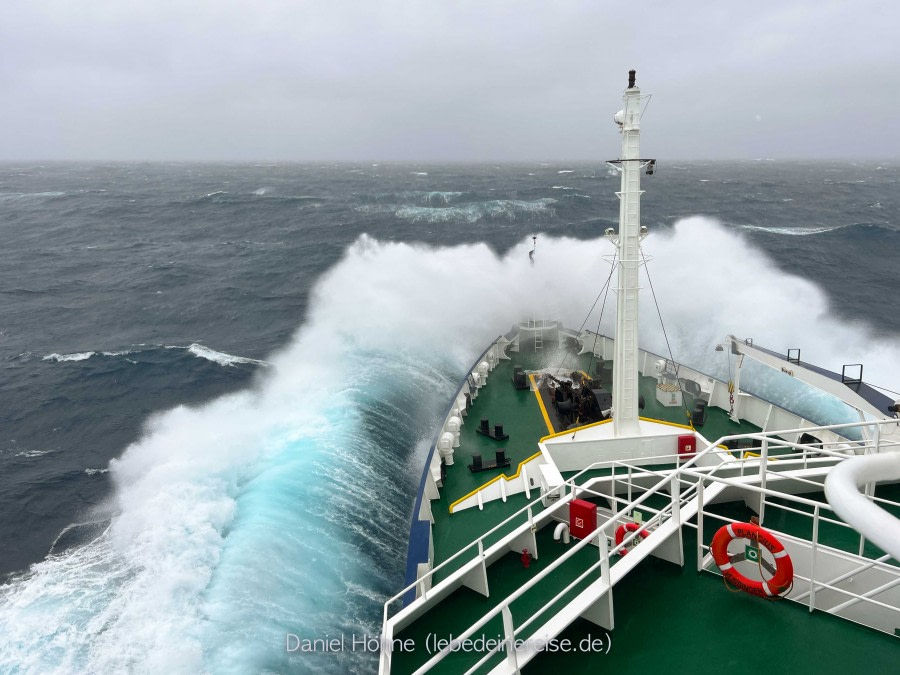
[
  {"x1": 387, "y1": 417, "x2": 900, "y2": 674},
  {"x1": 386, "y1": 417, "x2": 899, "y2": 622}
]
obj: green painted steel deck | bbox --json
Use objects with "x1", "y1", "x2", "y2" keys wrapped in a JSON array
[
  {"x1": 397, "y1": 488, "x2": 900, "y2": 674},
  {"x1": 400, "y1": 342, "x2": 899, "y2": 674},
  {"x1": 525, "y1": 525, "x2": 898, "y2": 675},
  {"x1": 431, "y1": 348, "x2": 762, "y2": 574}
]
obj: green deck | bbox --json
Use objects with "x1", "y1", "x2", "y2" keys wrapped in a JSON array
[
  {"x1": 397, "y1": 486, "x2": 900, "y2": 675},
  {"x1": 396, "y1": 341, "x2": 899, "y2": 674},
  {"x1": 524, "y1": 524, "x2": 898, "y2": 675},
  {"x1": 431, "y1": 347, "x2": 764, "y2": 575}
]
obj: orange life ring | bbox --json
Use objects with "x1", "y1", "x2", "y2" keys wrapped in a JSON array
[
  {"x1": 615, "y1": 522, "x2": 649, "y2": 556},
  {"x1": 711, "y1": 522, "x2": 793, "y2": 598}
]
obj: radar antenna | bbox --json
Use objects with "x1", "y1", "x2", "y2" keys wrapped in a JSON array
[{"x1": 529, "y1": 235, "x2": 537, "y2": 264}]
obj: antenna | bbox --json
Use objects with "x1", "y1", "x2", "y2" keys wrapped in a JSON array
[{"x1": 529, "y1": 235, "x2": 537, "y2": 264}]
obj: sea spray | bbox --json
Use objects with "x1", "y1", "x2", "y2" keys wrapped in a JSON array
[{"x1": 1, "y1": 219, "x2": 898, "y2": 673}]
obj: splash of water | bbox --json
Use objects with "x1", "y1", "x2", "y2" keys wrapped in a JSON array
[{"x1": 1, "y1": 218, "x2": 897, "y2": 673}]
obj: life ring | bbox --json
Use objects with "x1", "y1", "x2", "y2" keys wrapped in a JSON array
[
  {"x1": 711, "y1": 522, "x2": 793, "y2": 598},
  {"x1": 615, "y1": 522, "x2": 649, "y2": 555}
]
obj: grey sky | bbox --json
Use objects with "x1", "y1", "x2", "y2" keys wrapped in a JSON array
[{"x1": 2, "y1": 1, "x2": 897, "y2": 161}]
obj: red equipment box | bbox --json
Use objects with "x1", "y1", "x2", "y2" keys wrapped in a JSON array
[
  {"x1": 678, "y1": 434, "x2": 696, "y2": 458},
  {"x1": 569, "y1": 499, "x2": 597, "y2": 540}
]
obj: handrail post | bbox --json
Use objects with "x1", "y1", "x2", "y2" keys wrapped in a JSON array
[
  {"x1": 671, "y1": 473, "x2": 681, "y2": 524},
  {"x1": 501, "y1": 606, "x2": 519, "y2": 672},
  {"x1": 696, "y1": 479, "x2": 705, "y2": 572},
  {"x1": 809, "y1": 504, "x2": 820, "y2": 612},
  {"x1": 759, "y1": 438, "x2": 768, "y2": 524},
  {"x1": 627, "y1": 465, "x2": 633, "y2": 513},
  {"x1": 599, "y1": 528, "x2": 611, "y2": 585}
]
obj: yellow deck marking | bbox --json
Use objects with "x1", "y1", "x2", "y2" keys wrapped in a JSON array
[
  {"x1": 448, "y1": 451, "x2": 544, "y2": 513},
  {"x1": 742, "y1": 451, "x2": 778, "y2": 461},
  {"x1": 530, "y1": 373, "x2": 555, "y2": 435}
]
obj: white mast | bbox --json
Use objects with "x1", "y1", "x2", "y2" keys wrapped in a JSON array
[{"x1": 607, "y1": 70, "x2": 652, "y2": 437}]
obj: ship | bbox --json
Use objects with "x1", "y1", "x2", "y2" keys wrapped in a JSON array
[{"x1": 378, "y1": 71, "x2": 900, "y2": 674}]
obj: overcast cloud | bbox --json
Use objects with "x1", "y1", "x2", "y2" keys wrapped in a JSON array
[{"x1": 1, "y1": 0, "x2": 897, "y2": 161}]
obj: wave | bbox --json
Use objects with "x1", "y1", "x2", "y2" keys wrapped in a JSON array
[
  {"x1": 43, "y1": 352, "x2": 95, "y2": 362},
  {"x1": 738, "y1": 222, "x2": 897, "y2": 237},
  {"x1": 14, "y1": 449, "x2": 54, "y2": 459},
  {"x1": 739, "y1": 224, "x2": 846, "y2": 236},
  {"x1": 0, "y1": 191, "x2": 66, "y2": 204},
  {"x1": 187, "y1": 343, "x2": 268, "y2": 367},
  {"x1": 3, "y1": 221, "x2": 898, "y2": 673},
  {"x1": 41, "y1": 345, "x2": 266, "y2": 368},
  {"x1": 393, "y1": 198, "x2": 557, "y2": 224}
]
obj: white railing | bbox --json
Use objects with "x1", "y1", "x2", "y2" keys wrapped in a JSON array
[
  {"x1": 825, "y1": 426, "x2": 900, "y2": 560},
  {"x1": 382, "y1": 418, "x2": 900, "y2": 674}
]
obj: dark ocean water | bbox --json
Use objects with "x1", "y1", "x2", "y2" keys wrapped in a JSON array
[{"x1": 0, "y1": 160, "x2": 898, "y2": 673}]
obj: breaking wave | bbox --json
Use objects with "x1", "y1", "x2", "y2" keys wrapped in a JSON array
[
  {"x1": 393, "y1": 198, "x2": 557, "y2": 224},
  {"x1": 2, "y1": 218, "x2": 898, "y2": 673},
  {"x1": 41, "y1": 346, "x2": 265, "y2": 368},
  {"x1": 186, "y1": 344, "x2": 268, "y2": 367}
]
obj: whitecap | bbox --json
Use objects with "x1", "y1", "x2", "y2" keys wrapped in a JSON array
[
  {"x1": 43, "y1": 352, "x2": 96, "y2": 362},
  {"x1": 187, "y1": 343, "x2": 268, "y2": 367},
  {"x1": 739, "y1": 224, "x2": 845, "y2": 236},
  {"x1": 14, "y1": 449, "x2": 52, "y2": 458}
]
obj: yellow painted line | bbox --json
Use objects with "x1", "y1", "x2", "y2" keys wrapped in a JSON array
[
  {"x1": 539, "y1": 414, "x2": 697, "y2": 444},
  {"x1": 638, "y1": 416, "x2": 695, "y2": 431},
  {"x1": 742, "y1": 451, "x2": 778, "y2": 461},
  {"x1": 539, "y1": 418, "x2": 612, "y2": 443},
  {"x1": 529, "y1": 373, "x2": 555, "y2": 435},
  {"x1": 448, "y1": 451, "x2": 544, "y2": 513}
]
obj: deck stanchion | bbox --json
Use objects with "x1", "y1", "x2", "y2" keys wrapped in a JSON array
[
  {"x1": 501, "y1": 606, "x2": 519, "y2": 672},
  {"x1": 810, "y1": 504, "x2": 820, "y2": 612},
  {"x1": 671, "y1": 473, "x2": 681, "y2": 525},
  {"x1": 627, "y1": 466, "x2": 633, "y2": 512},
  {"x1": 599, "y1": 528, "x2": 611, "y2": 585},
  {"x1": 697, "y1": 479, "x2": 705, "y2": 572},
  {"x1": 759, "y1": 438, "x2": 769, "y2": 524}
]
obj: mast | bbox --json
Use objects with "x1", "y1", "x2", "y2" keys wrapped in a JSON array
[{"x1": 607, "y1": 70, "x2": 652, "y2": 437}]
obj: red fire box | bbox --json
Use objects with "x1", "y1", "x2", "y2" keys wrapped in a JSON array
[
  {"x1": 678, "y1": 434, "x2": 696, "y2": 458},
  {"x1": 569, "y1": 499, "x2": 597, "y2": 540}
]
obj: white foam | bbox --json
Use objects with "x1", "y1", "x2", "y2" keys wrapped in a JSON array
[
  {"x1": 14, "y1": 449, "x2": 53, "y2": 458},
  {"x1": 739, "y1": 224, "x2": 845, "y2": 236},
  {"x1": 84, "y1": 468, "x2": 110, "y2": 475},
  {"x1": 557, "y1": 170, "x2": 574, "y2": 173},
  {"x1": 43, "y1": 352, "x2": 96, "y2": 362},
  {"x1": 2, "y1": 219, "x2": 897, "y2": 672},
  {"x1": 394, "y1": 198, "x2": 556, "y2": 224},
  {"x1": 252, "y1": 188, "x2": 269, "y2": 195},
  {"x1": 187, "y1": 343, "x2": 268, "y2": 367},
  {"x1": 0, "y1": 191, "x2": 65, "y2": 203}
]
